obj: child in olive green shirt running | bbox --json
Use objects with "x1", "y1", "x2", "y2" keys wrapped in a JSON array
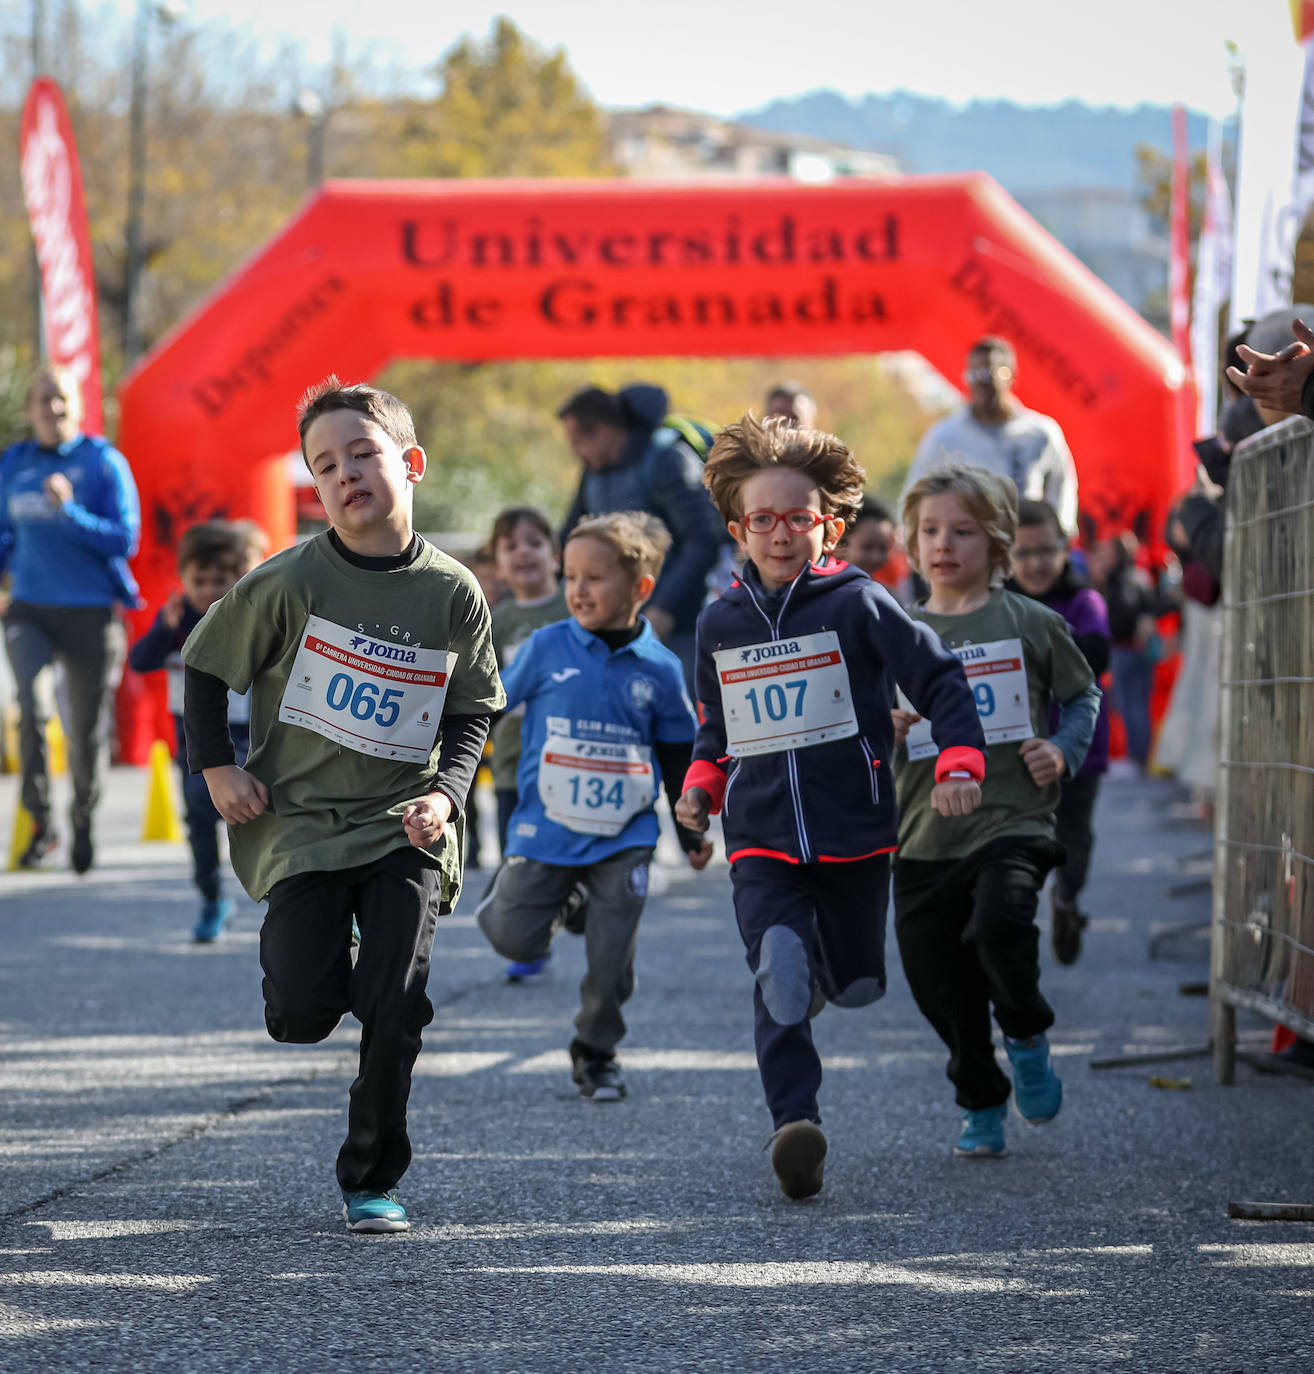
[
  {"x1": 891, "y1": 464, "x2": 1098, "y2": 1160},
  {"x1": 183, "y1": 378, "x2": 504, "y2": 1233}
]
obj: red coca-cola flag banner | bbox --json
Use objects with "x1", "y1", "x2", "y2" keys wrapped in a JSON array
[{"x1": 20, "y1": 77, "x2": 103, "y2": 432}]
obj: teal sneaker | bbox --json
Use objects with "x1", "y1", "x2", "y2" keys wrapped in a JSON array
[
  {"x1": 193, "y1": 898, "x2": 232, "y2": 944},
  {"x1": 953, "y1": 1103, "x2": 1008, "y2": 1157},
  {"x1": 1005, "y1": 1032, "x2": 1063, "y2": 1124},
  {"x1": 342, "y1": 1189, "x2": 409, "y2": 1233}
]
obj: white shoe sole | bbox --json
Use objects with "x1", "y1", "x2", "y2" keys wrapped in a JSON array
[{"x1": 342, "y1": 1205, "x2": 410, "y2": 1233}]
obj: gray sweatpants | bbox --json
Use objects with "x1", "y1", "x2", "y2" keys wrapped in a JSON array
[
  {"x1": 476, "y1": 846, "x2": 654, "y2": 1058},
  {"x1": 4, "y1": 602, "x2": 126, "y2": 832}
]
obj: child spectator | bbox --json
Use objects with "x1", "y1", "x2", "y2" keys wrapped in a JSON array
[
  {"x1": 892, "y1": 465, "x2": 1099, "y2": 1160},
  {"x1": 129, "y1": 520, "x2": 246, "y2": 942},
  {"x1": 1087, "y1": 532, "x2": 1168, "y2": 773},
  {"x1": 837, "y1": 494, "x2": 914, "y2": 602},
  {"x1": 675, "y1": 415, "x2": 985, "y2": 1201},
  {"x1": 461, "y1": 543, "x2": 507, "y2": 869},
  {"x1": 486, "y1": 507, "x2": 568, "y2": 979},
  {"x1": 229, "y1": 518, "x2": 270, "y2": 578},
  {"x1": 1006, "y1": 499, "x2": 1112, "y2": 964},
  {"x1": 477, "y1": 511, "x2": 712, "y2": 1101},
  {"x1": 182, "y1": 377, "x2": 504, "y2": 1233}
]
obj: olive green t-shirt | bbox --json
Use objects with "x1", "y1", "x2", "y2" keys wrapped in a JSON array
[
  {"x1": 489, "y1": 588, "x2": 568, "y2": 792},
  {"x1": 182, "y1": 534, "x2": 506, "y2": 905},
  {"x1": 893, "y1": 588, "x2": 1094, "y2": 861}
]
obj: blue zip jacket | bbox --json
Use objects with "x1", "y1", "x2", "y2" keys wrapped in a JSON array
[
  {"x1": 559, "y1": 384, "x2": 725, "y2": 632},
  {"x1": 687, "y1": 558, "x2": 986, "y2": 863},
  {"x1": 0, "y1": 434, "x2": 141, "y2": 607}
]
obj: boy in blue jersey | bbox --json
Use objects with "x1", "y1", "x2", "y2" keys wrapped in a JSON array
[
  {"x1": 675, "y1": 415, "x2": 986, "y2": 1200},
  {"x1": 477, "y1": 511, "x2": 713, "y2": 1102}
]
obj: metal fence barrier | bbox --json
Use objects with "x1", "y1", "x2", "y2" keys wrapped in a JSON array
[{"x1": 1211, "y1": 416, "x2": 1314, "y2": 1082}]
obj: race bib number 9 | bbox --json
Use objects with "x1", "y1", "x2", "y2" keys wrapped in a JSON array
[
  {"x1": 538, "y1": 735, "x2": 655, "y2": 837},
  {"x1": 904, "y1": 636, "x2": 1032, "y2": 761},
  {"x1": 714, "y1": 630, "x2": 858, "y2": 757},
  {"x1": 279, "y1": 615, "x2": 457, "y2": 764}
]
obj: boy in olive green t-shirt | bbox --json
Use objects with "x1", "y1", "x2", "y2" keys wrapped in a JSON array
[
  {"x1": 892, "y1": 465, "x2": 1098, "y2": 1161},
  {"x1": 182, "y1": 378, "x2": 505, "y2": 1234}
]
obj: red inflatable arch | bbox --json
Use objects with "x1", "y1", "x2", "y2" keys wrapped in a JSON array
[{"x1": 116, "y1": 174, "x2": 1193, "y2": 761}]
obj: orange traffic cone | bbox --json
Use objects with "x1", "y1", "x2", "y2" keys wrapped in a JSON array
[{"x1": 140, "y1": 739, "x2": 183, "y2": 842}]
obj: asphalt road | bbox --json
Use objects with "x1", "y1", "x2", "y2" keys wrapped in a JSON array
[{"x1": 1, "y1": 765, "x2": 1311, "y2": 1373}]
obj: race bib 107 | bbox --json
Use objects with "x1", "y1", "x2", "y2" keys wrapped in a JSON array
[
  {"x1": 278, "y1": 615, "x2": 457, "y2": 764},
  {"x1": 714, "y1": 630, "x2": 858, "y2": 757}
]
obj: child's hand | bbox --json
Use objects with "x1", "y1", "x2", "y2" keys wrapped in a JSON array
[
  {"x1": 161, "y1": 591, "x2": 185, "y2": 630},
  {"x1": 44, "y1": 472, "x2": 72, "y2": 507},
  {"x1": 891, "y1": 708, "x2": 921, "y2": 747},
  {"x1": 930, "y1": 779, "x2": 981, "y2": 817},
  {"x1": 675, "y1": 787, "x2": 711, "y2": 833},
  {"x1": 403, "y1": 792, "x2": 453, "y2": 848},
  {"x1": 203, "y1": 765, "x2": 269, "y2": 823},
  {"x1": 685, "y1": 838, "x2": 714, "y2": 871},
  {"x1": 1019, "y1": 738, "x2": 1066, "y2": 787}
]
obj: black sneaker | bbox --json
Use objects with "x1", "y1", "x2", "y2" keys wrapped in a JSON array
[
  {"x1": 1050, "y1": 892, "x2": 1088, "y2": 965},
  {"x1": 18, "y1": 825, "x2": 59, "y2": 870},
  {"x1": 573, "y1": 1056, "x2": 626, "y2": 1102},
  {"x1": 70, "y1": 823, "x2": 94, "y2": 875},
  {"x1": 556, "y1": 882, "x2": 590, "y2": 936}
]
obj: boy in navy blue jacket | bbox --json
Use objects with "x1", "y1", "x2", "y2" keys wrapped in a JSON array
[
  {"x1": 130, "y1": 520, "x2": 248, "y2": 942},
  {"x1": 676, "y1": 414, "x2": 987, "y2": 1200}
]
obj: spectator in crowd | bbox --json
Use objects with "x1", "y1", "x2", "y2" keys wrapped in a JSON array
[
  {"x1": 1181, "y1": 312, "x2": 1305, "y2": 581},
  {"x1": 764, "y1": 381, "x2": 818, "y2": 430},
  {"x1": 902, "y1": 336, "x2": 1079, "y2": 534},
  {"x1": 1225, "y1": 314, "x2": 1314, "y2": 422},
  {"x1": 0, "y1": 367, "x2": 140, "y2": 872},
  {"x1": 1152, "y1": 511, "x2": 1222, "y2": 809},
  {"x1": 836, "y1": 494, "x2": 914, "y2": 602},
  {"x1": 1086, "y1": 532, "x2": 1168, "y2": 774},
  {"x1": 558, "y1": 384, "x2": 724, "y2": 684}
]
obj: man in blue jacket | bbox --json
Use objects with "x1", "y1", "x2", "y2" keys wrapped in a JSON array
[
  {"x1": 558, "y1": 384, "x2": 725, "y2": 689},
  {"x1": 0, "y1": 369, "x2": 140, "y2": 872}
]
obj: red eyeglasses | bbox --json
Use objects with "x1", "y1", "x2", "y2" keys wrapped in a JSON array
[{"x1": 741, "y1": 509, "x2": 829, "y2": 534}]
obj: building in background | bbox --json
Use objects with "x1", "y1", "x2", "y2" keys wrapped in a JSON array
[
  {"x1": 609, "y1": 105, "x2": 900, "y2": 182},
  {"x1": 1016, "y1": 186, "x2": 1171, "y2": 326}
]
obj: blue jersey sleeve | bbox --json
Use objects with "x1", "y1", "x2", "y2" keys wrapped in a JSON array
[
  {"x1": 60, "y1": 445, "x2": 141, "y2": 559},
  {"x1": 498, "y1": 628, "x2": 543, "y2": 712},
  {"x1": 654, "y1": 655, "x2": 697, "y2": 744}
]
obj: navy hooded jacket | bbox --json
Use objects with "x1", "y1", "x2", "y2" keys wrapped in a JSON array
[
  {"x1": 686, "y1": 558, "x2": 986, "y2": 864},
  {"x1": 559, "y1": 384, "x2": 725, "y2": 632}
]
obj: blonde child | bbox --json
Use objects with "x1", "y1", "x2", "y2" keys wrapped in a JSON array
[{"x1": 892, "y1": 465, "x2": 1099, "y2": 1158}]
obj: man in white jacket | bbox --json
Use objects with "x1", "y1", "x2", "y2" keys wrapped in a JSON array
[{"x1": 903, "y1": 336, "x2": 1079, "y2": 533}]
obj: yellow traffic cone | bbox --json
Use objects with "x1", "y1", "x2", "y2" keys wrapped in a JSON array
[
  {"x1": 48, "y1": 715, "x2": 68, "y2": 776},
  {"x1": 7, "y1": 804, "x2": 35, "y2": 871},
  {"x1": 141, "y1": 739, "x2": 183, "y2": 842}
]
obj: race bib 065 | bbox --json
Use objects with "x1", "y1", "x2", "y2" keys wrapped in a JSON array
[{"x1": 278, "y1": 615, "x2": 457, "y2": 764}]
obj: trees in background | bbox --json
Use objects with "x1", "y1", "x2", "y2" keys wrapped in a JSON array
[{"x1": 0, "y1": 10, "x2": 937, "y2": 531}]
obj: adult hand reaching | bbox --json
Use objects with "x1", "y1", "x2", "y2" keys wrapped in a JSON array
[{"x1": 1226, "y1": 319, "x2": 1314, "y2": 417}]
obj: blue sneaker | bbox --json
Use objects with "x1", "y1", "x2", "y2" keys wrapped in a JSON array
[
  {"x1": 954, "y1": 1103, "x2": 1008, "y2": 1157},
  {"x1": 342, "y1": 1188, "x2": 409, "y2": 1233},
  {"x1": 193, "y1": 898, "x2": 232, "y2": 944},
  {"x1": 505, "y1": 955, "x2": 550, "y2": 982},
  {"x1": 1005, "y1": 1033, "x2": 1063, "y2": 1124}
]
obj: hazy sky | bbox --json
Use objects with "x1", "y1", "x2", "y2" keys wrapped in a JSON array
[{"x1": 100, "y1": 0, "x2": 1276, "y2": 119}]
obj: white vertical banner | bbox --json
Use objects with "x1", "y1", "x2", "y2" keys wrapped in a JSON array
[
  {"x1": 1192, "y1": 118, "x2": 1233, "y2": 433},
  {"x1": 1230, "y1": 17, "x2": 1310, "y2": 331}
]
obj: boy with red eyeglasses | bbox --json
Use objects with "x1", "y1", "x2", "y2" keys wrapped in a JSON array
[{"x1": 675, "y1": 413, "x2": 985, "y2": 1201}]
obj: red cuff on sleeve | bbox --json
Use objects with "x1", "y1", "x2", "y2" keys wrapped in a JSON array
[
  {"x1": 682, "y1": 758, "x2": 729, "y2": 813},
  {"x1": 935, "y1": 746, "x2": 986, "y2": 783}
]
